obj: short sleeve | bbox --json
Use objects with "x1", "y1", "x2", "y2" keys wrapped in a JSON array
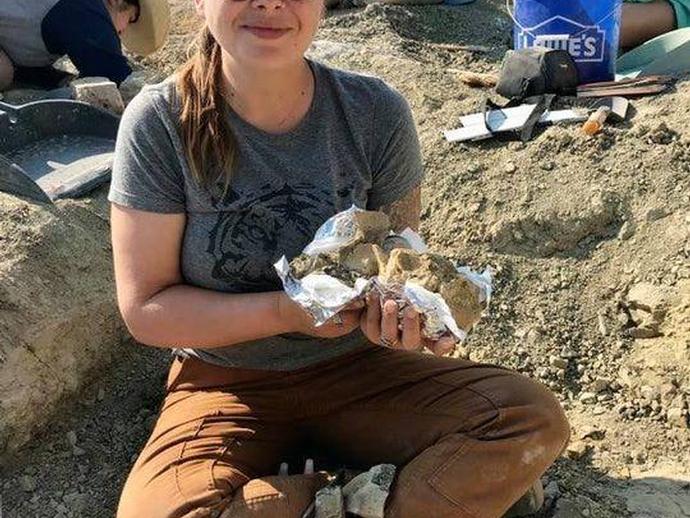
[
  {"x1": 108, "y1": 88, "x2": 186, "y2": 213},
  {"x1": 366, "y1": 85, "x2": 424, "y2": 210}
]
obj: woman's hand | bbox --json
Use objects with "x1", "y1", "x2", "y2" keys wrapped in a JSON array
[
  {"x1": 360, "y1": 292, "x2": 456, "y2": 356},
  {"x1": 278, "y1": 293, "x2": 364, "y2": 339}
]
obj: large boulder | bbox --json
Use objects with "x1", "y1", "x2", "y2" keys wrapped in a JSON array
[{"x1": 0, "y1": 189, "x2": 126, "y2": 457}]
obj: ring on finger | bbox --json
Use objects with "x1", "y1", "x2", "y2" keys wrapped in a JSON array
[{"x1": 380, "y1": 335, "x2": 399, "y2": 348}]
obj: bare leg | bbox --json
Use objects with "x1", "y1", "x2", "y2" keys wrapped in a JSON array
[
  {"x1": 621, "y1": 1, "x2": 677, "y2": 48},
  {"x1": 0, "y1": 49, "x2": 15, "y2": 91}
]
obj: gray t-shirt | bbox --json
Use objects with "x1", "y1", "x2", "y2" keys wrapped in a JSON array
[{"x1": 108, "y1": 59, "x2": 424, "y2": 371}]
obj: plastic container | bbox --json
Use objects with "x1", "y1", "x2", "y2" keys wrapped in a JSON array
[{"x1": 511, "y1": 0, "x2": 624, "y2": 84}]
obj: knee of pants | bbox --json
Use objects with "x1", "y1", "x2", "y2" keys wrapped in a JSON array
[
  {"x1": 513, "y1": 375, "x2": 571, "y2": 460},
  {"x1": 116, "y1": 467, "x2": 235, "y2": 518},
  {"x1": 116, "y1": 481, "x2": 188, "y2": 518},
  {"x1": 480, "y1": 372, "x2": 571, "y2": 459}
]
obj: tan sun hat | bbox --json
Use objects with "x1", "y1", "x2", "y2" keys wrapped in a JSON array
[{"x1": 121, "y1": 0, "x2": 171, "y2": 57}]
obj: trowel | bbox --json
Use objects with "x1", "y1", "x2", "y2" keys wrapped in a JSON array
[{"x1": 0, "y1": 99, "x2": 119, "y2": 203}]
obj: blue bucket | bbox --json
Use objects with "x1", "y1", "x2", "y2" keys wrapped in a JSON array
[{"x1": 510, "y1": 0, "x2": 624, "y2": 84}]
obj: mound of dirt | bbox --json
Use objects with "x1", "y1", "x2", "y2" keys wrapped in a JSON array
[{"x1": 488, "y1": 191, "x2": 623, "y2": 257}]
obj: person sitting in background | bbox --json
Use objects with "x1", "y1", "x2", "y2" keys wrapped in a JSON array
[
  {"x1": 622, "y1": 0, "x2": 690, "y2": 48},
  {"x1": 0, "y1": 0, "x2": 169, "y2": 92}
]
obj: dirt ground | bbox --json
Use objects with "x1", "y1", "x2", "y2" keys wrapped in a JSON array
[{"x1": 1, "y1": 0, "x2": 690, "y2": 517}]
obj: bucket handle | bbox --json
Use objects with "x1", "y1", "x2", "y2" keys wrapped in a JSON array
[
  {"x1": 0, "y1": 101, "x2": 19, "y2": 117},
  {"x1": 505, "y1": 0, "x2": 622, "y2": 41},
  {"x1": 505, "y1": 0, "x2": 536, "y2": 38}
]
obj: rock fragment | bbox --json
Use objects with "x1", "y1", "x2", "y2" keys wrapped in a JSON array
[
  {"x1": 20, "y1": 475, "x2": 37, "y2": 492},
  {"x1": 70, "y1": 77, "x2": 125, "y2": 114},
  {"x1": 647, "y1": 122, "x2": 678, "y2": 144},
  {"x1": 624, "y1": 282, "x2": 678, "y2": 339},
  {"x1": 315, "y1": 485, "x2": 345, "y2": 518},
  {"x1": 504, "y1": 162, "x2": 517, "y2": 174},
  {"x1": 342, "y1": 464, "x2": 396, "y2": 518},
  {"x1": 565, "y1": 440, "x2": 591, "y2": 460},
  {"x1": 291, "y1": 244, "x2": 389, "y2": 287},
  {"x1": 66, "y1": 430, "x2": 78, "y2": 448},
  {"x1": 382, "y1": 235, "x2": 412, "y2": 254},
  {"x1": 579, "y1": 425, "x2": 606, "y2": 441},
  {"x1": 592, "y1": 378, "x2": 610, "y2": 393},
  {"x1": 549, "y1": 356, "x2": 568, "y2": 370},
  {"x1": 72, "y1": 446, "x2": 86, "y2": 457},
  {"x1": 349, "y1": 211, "x2": 391, "y2": 248},
  {"x1": 579, "y1": 392, "x2": 597, "y2": 404},
  {"x1": 381, "y1": 249, "x2": 486, "y2": 332},
  {"x1": 342, "y1": 244, "x2": 390, "y2": 278},
  {"x1": 644, "y1": 207, "x2": 667, "y2": 222},
  {"x1": 596, "y1": 312, "x2": 609, "y2": 337},
  {"x1": 666, "y1": 398, "x2": 689, "y2": 429},
  {"x1": 666, "y1": 407, "x2": 688, "y2": 428},
  {"x1": 617, "y1": 221, "x2": 634, "y2": 240}
]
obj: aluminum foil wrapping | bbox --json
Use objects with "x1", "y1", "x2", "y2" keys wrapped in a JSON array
[
  {"x1": 274, "y1": 256, "x2": 370, "y2": 325},
  {"x1": 274, "y1": 206, "x2": 492, "y2": 341},
  {"x1": 302, "y1": 206, "x2": 364, "y2": 256}
]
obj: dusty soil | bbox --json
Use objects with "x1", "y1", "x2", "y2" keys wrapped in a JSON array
[{"x1": 2, "y1": 1, "x2": 690, "y2": 517}]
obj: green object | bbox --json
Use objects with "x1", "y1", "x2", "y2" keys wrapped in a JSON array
[
  {"x1": 617, "y1": 27, "x2": 690, "y2": 77},
  {"x1": 671, "y1": 0, "x2": 690, "y2": 27}
]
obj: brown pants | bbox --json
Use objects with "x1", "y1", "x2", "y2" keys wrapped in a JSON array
[{"x1": 117, "y1": 344, "x2": 570, "y2": 518}]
